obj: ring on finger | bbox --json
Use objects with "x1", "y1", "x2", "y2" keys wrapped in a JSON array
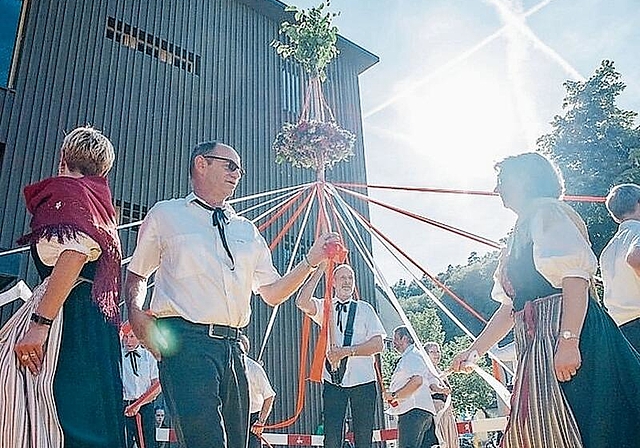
[
  {"x1": 29, "y1": 352, "x2": 37, "y2": 358},
  {"x1": 20, "y1": 354, "x2": 29, "y2": 361}
]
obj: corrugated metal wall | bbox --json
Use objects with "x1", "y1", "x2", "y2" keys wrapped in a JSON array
[{"x1": 0, "y1": 0, "x2": 380, "y2": 438}]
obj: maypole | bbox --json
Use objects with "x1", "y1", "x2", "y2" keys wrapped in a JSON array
[{"x1": 263, "y1": 1, "x2": 352, "y2": 427}]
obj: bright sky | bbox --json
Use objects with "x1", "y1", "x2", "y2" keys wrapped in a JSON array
[{"x1": 291, "y1": 0, "x2": 640, "y2": 284}]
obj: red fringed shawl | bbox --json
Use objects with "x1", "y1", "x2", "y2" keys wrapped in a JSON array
[{"x1": 18, "y1": 176, "x2": 121, "y2": 323}]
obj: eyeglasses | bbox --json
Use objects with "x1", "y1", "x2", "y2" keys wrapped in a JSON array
[{"x1": 202, "y1": 155, "x2": 246, "y2": 176}]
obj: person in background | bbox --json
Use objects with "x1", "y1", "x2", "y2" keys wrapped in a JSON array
[
  {"x1": 383, "y1": 326, "x2": 438, "y2": 448},
  {"x1": 121, "y1": 321, "x2": 161, "y2": 448},
  {"x1": 296, "y1": 263, "x2": 386, "y2": 448},
  {"x1": 451, "y1": 152, "x2": 640, "y2": 447},
  {"x1": 424, "y1": 342, "x2": 459, "y2": 448},
  {"x1": 600, "y1": 183, "x2": 640, "y2": 351},
  {"x1": 239, "y1": 335, "x2": 276, "y2": 448}
]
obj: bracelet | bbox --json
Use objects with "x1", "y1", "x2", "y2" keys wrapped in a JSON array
[
  {"x1": 303, "y1": 253, "x2": 319, "y2": 270},
  {"x1": 350, "y1": 347, "x2": 357, "y2": 357},
  {"x1": 31, "y1": 312, "x2": 53, "y2": 326}
]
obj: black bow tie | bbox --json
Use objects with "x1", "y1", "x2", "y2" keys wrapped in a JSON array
[
  {"x1": 194, "y1": 199, "x2": 235, "y2": 269},
  {"x1": 335, "y1": 301, "x2": 350, "y2": 333},
  {"x1": 125, "y1": 350, "x2": 141, "y2": 376}
]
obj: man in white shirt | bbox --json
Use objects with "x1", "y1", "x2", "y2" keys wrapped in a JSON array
[
  {"x1": 124, "y1": 141, "x2": 339, "y2": 448},
  {"x1": 121, "y1": 322, "x2": 161, "y2": 448},
  {"x1": 239, "y1": 335, "x2": 276, "y2": 448},
  {"x1": 296, "y1": 263, "x2": 386, "y2": 448},
  {"x1": 383, "y1": 326, "x2": 438, "y2": 448},
  {"x1": 601, "y1": 183, "x2": 640, "y2": 351}
]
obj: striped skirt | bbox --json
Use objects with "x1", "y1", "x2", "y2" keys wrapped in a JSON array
[
  {"x1": 0, "y1": 278, "x2": 65, "y2": 448},
  {"x1": 503, "y1": 294, "x2": 583, "y2": 448}
]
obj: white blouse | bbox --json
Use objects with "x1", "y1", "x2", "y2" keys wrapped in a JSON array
[
  {"x1": 492, "y1": 201, "x2": 597, "y2": 304},
  {"x1": 36, "y1": 232, "x2": 101, "y2": 266}
]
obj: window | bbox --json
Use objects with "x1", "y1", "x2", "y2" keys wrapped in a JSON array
[
  {"x1": 105, "y1": 16, "x2": 201, "y2": 75},
  {"x1": 0, "y1": 0, "x2": 26, "y2": 88},
  {"x1": 115, "y1": 200, "x2": 148, "y2": 226}
]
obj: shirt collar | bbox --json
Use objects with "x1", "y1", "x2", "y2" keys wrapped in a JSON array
[
  {"x1": 619, "y1": 219, "x2": 640, "y2": 231},
  {"x1": 186, "y1": 192, "x2": 236, "y2": 216}
]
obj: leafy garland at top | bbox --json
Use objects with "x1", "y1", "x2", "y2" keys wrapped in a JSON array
[{"x1": 271, "y1": 2, "x2": 340, "y2": 82}]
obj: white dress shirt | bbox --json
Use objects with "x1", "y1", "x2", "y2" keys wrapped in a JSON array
[
  {"x1": 122, "y1": 345, "x2": 159, "y2": 401},
  {"x1": 127, "y1": 192, "x2": 281, "y2": 327},
  {"x1": 245, "y1": 357, "x2": 276, "y2": 414},
  {"x1": 310, "y1": 297, "x2": 386, "y2": 387},
  {"x1": 600, "y1": 220, "x2": 640, "y2": 325},
  {"x1": 387, "y1": 344, "x2": 438, "y2": 416}
]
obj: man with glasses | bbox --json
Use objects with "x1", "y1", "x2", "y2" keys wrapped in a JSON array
[{"x1": 124, "y1": 141, "x2": 340, "y2": 448}]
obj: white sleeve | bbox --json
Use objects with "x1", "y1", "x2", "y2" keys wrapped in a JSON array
[
  {"x1": 36, "y1": 231, "x2": 101, "y2": 267},
  {"x1": 128, "y1": 207, "x2": 161, "y2": 279},
  {"x1": 491, "y1": 249, "x2": 512, "y2": 305},
  {"x1": 251, "y1": 231, "x2": 281, "y2": 294},
  {"x1": 309, "y1": 297, "x2": 324, "y2": 325},
  {"x1": 531, "y1": 206, "x2": 597, "y2": 288}
]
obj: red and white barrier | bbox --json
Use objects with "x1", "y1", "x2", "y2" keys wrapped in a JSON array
[{"x1": 157, "y1": 418, "x2": 507, "y2": 445}]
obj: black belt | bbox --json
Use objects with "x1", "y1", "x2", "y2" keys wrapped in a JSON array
[{"x1": 160, "y1": 317, "x2": 243, "y2": 341}]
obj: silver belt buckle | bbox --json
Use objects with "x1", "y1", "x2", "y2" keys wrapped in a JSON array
[{"x1": 207, "y1": 324, "x2": 223, "y2": 339}]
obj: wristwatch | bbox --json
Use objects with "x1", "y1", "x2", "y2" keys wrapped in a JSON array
[{"x1": 560, "y1": 330, "x2": 579, "y2": 341}]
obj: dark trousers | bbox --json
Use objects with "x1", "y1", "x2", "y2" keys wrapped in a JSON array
[
  {"x1": 322, "y1": 380, "x2": 377, "y2": 448},
  {"x1": 621, "y1": 317, "x2": 640, "y2": 353},
  {"x1": 397, "y1": 408, "x2": 434, "y2": 448},
  {"x1": 248, "y1": 412, "x2": 262, "y2": 448},
  {"x1": 157, "y1": 318, "x2": 249, "y2": 448},
  {"x1": 125, "y1": 401, "x2": 156, "y2": 448}
]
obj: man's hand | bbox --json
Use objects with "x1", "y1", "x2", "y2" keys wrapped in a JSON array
[
  {"x1": 15, "y1": 323, "x2": 49, "y2": 375},
  {"x1": 124, "y1": 402, "x2": 141, "y2": 417},
  {"x1": 251, "y1": 421, "x2": 265, "y2": 437},
  {"x1": 554, "y1": 339, "x2": 581, "y2": 382},
  {"x1": 326, "y1": 345, "x2": 347, "y2": 369},
  {"x1": 129, "y1": 308, "x2": 162, "y2": 360},
  {"x1": 307, "y1": 233, "x2": 342, "y2": 266}
]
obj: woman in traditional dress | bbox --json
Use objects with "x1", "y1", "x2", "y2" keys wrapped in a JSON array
[
  {"x1": 3, "y1": 126, "x2": 124, "y2": 447},
  {"x1": 423, "y1": 342, "x2": 459, "y2": 448},
  {"x1": 451, "y1": 152, "x2": 640, "y2": 447}
]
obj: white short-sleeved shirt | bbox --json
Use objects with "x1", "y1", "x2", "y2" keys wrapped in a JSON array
[
  {"x1": 122, "y1": 345, "x2": 159, "y2": 401},
  {"x1": 600, "y1": 220, "x2": 640, "y2": 325},
  {"x1": 127, "y1": 193, "x2": 281, "y2": 327},
  {"x1": 309, "y1": 297, "x2": 386, "y2": 387},
  {"x1": 245, "y1": 357, "x2": 276, "y2": 414},
  {"x1": 492, "y1": 202, "x2": 597, "y2": 304},
  {"x1": 387, "y1": 344, "x2": 438, "y2": 416}
]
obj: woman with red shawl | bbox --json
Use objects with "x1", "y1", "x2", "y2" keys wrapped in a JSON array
[{"x1": 0, "y1": 126, "x2": 124, "y2": 447}]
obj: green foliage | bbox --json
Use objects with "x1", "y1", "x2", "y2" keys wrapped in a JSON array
[
  {"x1": 271, "y1": 2, "x2": 340, "y2": 81},
  {"x1": 537, "y1": 59, "x2": 640, "y2": 254}
]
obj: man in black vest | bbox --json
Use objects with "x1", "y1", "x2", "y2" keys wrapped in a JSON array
[{"x1": 296, "y1": 264, "x2": 386, "y2": 448}]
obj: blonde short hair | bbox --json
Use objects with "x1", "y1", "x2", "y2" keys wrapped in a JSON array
[{"x1": 61, "y1": 126, "x2": 115, "y2": 176}]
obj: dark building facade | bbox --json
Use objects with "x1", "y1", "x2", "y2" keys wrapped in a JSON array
[{"x1": 0, "y1": 0, "x2": 380, "y2": 437}]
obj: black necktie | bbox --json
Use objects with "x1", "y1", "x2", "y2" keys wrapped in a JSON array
[
  {"x1": 335, "y1": 301, "x2": 349, "y2": 333},
  {"x1": 193, "y1": 199, "x2": 235, "y2": 269},
  {"x1": 125, "y1": 350, "x2": 141, "y2": 376}
]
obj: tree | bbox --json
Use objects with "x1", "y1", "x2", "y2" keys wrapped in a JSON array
[{"x1": 537, "y1": 59, "x2": 640, "y2": 254}]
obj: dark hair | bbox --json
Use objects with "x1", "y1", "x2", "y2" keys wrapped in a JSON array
[
  {"x1": 495, "y1": 152, "x2": 564, "y2": 200},
  {"x1": 190, "y1": 140, "x2": 219, "y2": 176},
  {"x1": 393, "y1": 326, "x2": 413, "y2": 344},
  {"x1": 606, "y1": 184, "x2": 640, "y2": 222}
]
